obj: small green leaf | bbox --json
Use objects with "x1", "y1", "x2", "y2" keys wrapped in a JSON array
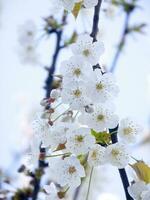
[
  {"x1": 130, "y1": 161, "x2": 150, "y2": 183},
  {"x1": 72, "y1": 2, "x2": 83, "y2": 18},
  {"x1": 91, "y1": 129, "x2": 111, "y2": 145}
]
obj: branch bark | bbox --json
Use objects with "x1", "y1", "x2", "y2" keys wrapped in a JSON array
[
  {"x1": 109, "y1": 126, "x2": 133, "y2": 200},
  {"x1": 45, "y1": 12, "x2": 67, "y2": 98},
  {"x1": 110, "y1": 12, "x2": 131, "y2": 73}
]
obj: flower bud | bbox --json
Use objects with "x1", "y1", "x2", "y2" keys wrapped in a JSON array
[{"x1": 50, "y1": 89, "x2": 61, "y2": 100}]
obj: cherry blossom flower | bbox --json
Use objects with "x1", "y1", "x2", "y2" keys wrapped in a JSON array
[
  {"x1": 71, "y1": 34, "x2": 104, "y2": 65},
  {"x1": 88, "y1": 144, "x2": 106, "y2": 167},
  {"x1": 56, "y1": 156, "x2": 85, "y2": 188},
  {"x1": 86, "y1": 70, "x2": 119, "y2": 103},
  {"x1": 44, "y1": 183, "x2": 63, "y2": 200},
  {"x1": 66, "y1": 127, "x2": 95, "y2": 155},
  {"x1": 105, "y1": 143, "x2": 130, "y2": 169},
  {"x1": 118, "y1": 118, "x2": 142, "y2": 144},
  {"x1": 128, "y1": 181, "x2": 149, "y2": 200},
  {"x1": 60, "y1": 56, "x2": 92, "y2": 84},
  {"x1": 79, "y1": 104, "x2": 119, "y2": 132},
  {"x1": 61, "y1": 81, "x2": 90, "y2": 110}
]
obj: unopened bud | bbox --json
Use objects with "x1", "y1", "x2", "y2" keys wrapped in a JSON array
[
  {"x1": 48, "y1": 120, "x2": 53, "y2": 126},
  {"x1": 50, "y1": 89, "x2": 61, "y2": 100},
  {"x1": 40, "y1": 98, "x2": 49, "y2": 106}
]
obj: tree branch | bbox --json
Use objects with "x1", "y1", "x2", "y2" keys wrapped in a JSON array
[
  {"x1": 45, "y1": 12, "x2": 67, "y2": 98},
  {"x1": 90, "y1": 0, "x2": 103, "y2": 42},
  {"x1": 110, "y1": 12, "x2": 131, "y2": 73},
  {"x1": 109, "y1": 126, "x2": 133, "y2": 200}
]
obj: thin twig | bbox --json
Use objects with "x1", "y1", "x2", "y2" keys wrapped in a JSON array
[
  {"x1": 45, "y1": 12, "x2": 67, "y2": 98},
  {"x1": 86, "y1": 167, "x2": 94, "y2": 200},
  {"x1": 90, "y1": 0, "x2": 103, "y2": 42},
  {"x1": 110, "y1": 12, "x2": 131, "y2": 73}
]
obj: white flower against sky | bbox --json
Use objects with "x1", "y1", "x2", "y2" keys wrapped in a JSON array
[
  {"x1": 141, "y1": 190, "x2": 150, "y2": 200},
  {"x1": 128, "y1": 181, "x2": 149, "y2": 200},
  {"x1": 18, "y1": 20, "x2": 37, "y2": 46},
  {"x1": 50, "y1": 89, "x2": 61, "y2": 100},
  {"x1": 118, "y1": 118, "x2": 142, "y2": 144},
  {"x1": 86, "y1": 70, "x2": 119, "y2": 103},
  {"x1": 40, "y1": 122, "x2": 74, "y2": 150},
  {"x1": 57, "y1": 0, "x2": 98, "y2": 12},
  {"x1": 57, "y1": 156, "x2": 85, "y2": 188},
  {"x1": 79, "y1": 104, "x2": 119, "y2": 132},
  {"x1": 105, "y1": 143, "x2": 130, "y2": 169},
  {"x1": 18, "y1": 43, "x2": 40, "y2": 66},
  {"x1": 61, "y1": 81, "x2": 90, "y2": 110},
  {"x1": 26, "y1": 138, "x2": 40, "y2": 169},
  {"x1": 71, "y1": 34, "x2": 104, "y2": 65},
  {"x1": 88, "y1": 144, "x2": 106, "y2": 167},
  {"x1": 32, "y1": 115, "x2": 50, "y2": 143},
  {"x1": 66, "y1": 127, "x2": 95, "y2": 155},
  {"x1": 44, "y1": 183, "x2": 62, "y2": 200},
  {"x1": 83, "y1": 0, "x2": 98, "y2": 8},
  {"x1": 60, "y1": 56, "x2": 92, "y2": 84}
]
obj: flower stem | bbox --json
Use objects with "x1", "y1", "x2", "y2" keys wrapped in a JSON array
[{"x1": 86, "y1": 167, "x2": 94, "y2": 200}]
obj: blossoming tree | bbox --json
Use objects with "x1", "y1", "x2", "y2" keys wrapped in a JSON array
[{"x1": 2, "y1": 0, "x2": 150, "y2": 200}]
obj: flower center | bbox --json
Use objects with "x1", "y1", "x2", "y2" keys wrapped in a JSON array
[
  {"x1": 97, "y1": 114, "x2": 105, "y2": 122},
  {"x1": 73, "y1": 68, "x2": 81, "y2": 77},
  {"x1": 123, "y1": 127, "x2": 133, "y2": 135},
  {"x1": 68, "y1": 166, "x2": 76, "y2": 174},
  {"x1": 73, "y1": 89, "x2": 82, "y2": 97},
  {"x1": 96, "y1": 82, "x2": 104, "y2": 91},
  {"x1": 27, "y1": 31, "x2": 33, "y2": 36},
  {"x1": 91, "y1": 150, "x2": 97, "y2": 160},
  {"x1": 111, "y1": 149, "x2": 120, "y2": 157},
  {"x1": 75, "y1": 135, "x2": 84, "y2": 143},
  {"x1": 83, "y1": 49, "x2": 90, "y2": 57}
]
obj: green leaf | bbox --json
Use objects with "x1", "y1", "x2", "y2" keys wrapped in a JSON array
[
  {"x1": 72, "y1": 2, "x2": 83, "y2": 18},
  {"x1": 130, "y1": 161, "x2": 150, "y2": 183},
  {"x1": 91, "y1": 129, "x2": 111, "y2": 145}
]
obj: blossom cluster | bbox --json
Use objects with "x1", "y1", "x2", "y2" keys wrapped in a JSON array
[{"x1": 28, "y1": 32, "x2": 142, "y2": 199}]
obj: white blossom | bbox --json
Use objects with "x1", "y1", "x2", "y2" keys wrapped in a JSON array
[
  {"x1": 40, "y1": 122, "x2": 75, "y2": 150},
  {"x1": 25, "y1": 138, "x2": 40, "y2": 169},
  {"x1": 118, "y1": 118, "x2": 142, "y2": 144},
  {"x1": 18, "y1": 20, "x2": 37, "y2": 46},
  {"x1": 18, "y1": 43, "x2": 40, "y2": 65},
  {"x1": 50, "y1": 89, "x2": 61, "y2": 100},
  {"x1": 32, "y1": 115, "x2": 50, "y2": 144},
  {"x1": 79, "y1": 104, "x2": 119, "y2": 132},
  {"x1": 44, "y1": 183, "x2": 62, "y2": 200},
  {"x1": 71, "y1": 34, "x2": 104, "y2": 65},
  {"x1": 105, "y1": 143, "x2": 130, "y2": 169},
  {"x1": 141, "y1": 190, "x2": 150, "y2": 200},
  {"x1": 60, "y1": 56, "x2": 92, "y2": 84},
  {"x1": 66, "y1": 127, "x2": 95, "y2": 155},
  {"x1": 83, "y1": 0, "x2": 98, "y2": 8},
  {"x1": 128, "y1": 181, "x2": 149, "y2": 200},
  {"x1": 57, "y1": 156, "x2": 85, "y2": 188},
  {"x1": 86, "y1": 70, "x2": 119, "y2": 103},
  {"x1": 61, "y1": 81, "x2": 90, "y2": 110},
  {"x1": 57, "y1": 0, "x2": 98, "y2": 12},
  {"x1": 88, "y1": 144, "x2": 106, "y2": 167}
]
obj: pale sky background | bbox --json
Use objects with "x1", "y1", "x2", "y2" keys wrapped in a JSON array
[{"x1": 0, "y1": 0, "x2": 150, "y2": 199}]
